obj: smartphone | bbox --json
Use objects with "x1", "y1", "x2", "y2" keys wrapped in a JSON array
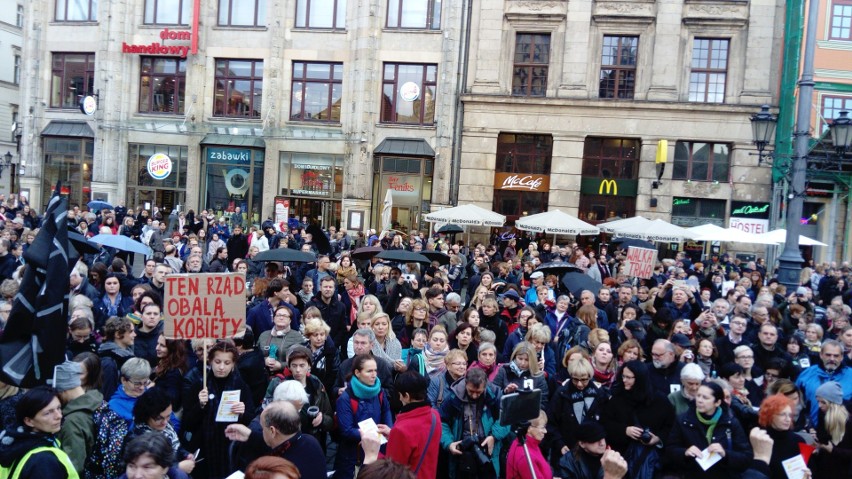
[
  {"x1": 403, "y1": 274, "x2": 415, "y2": 283},
  {"x1": 673, "y1": 280, "x2": 687, "y2": 289}
]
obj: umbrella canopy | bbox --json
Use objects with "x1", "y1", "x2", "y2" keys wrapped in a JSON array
[
  {"x1": 424, "y1": 204, "x2": 505, "y2": 227},
  {"x1": 90, "y1": 234, "x2": 152, "y2": 255},
  {"x1": 535, "y1": 261, "x2": 582, "y2": 277},
  {"x1": 351, "y1": 246, "x2": 384, "y2": 260},
  {"x1": 376, "y1": 250, "x2": 431, "y2": 264},
  {"x1": 758, "y1": 229, "x2": 827, "y2": 247},
  {"x1": 561, "y1": 271, "x2": 602, "y2": 297},
  {"x1": 68, "y1": 230, "x2": 100, "y2": 255},
  {"x1": 608, "y1": 219, "x2": 694, "y2": 242},
  {"x1": 515, "y1": 209, "x2": 600, "y2": 235},
  {"x1": 381, "y1": 189, "x2": 393, "y2": 232},
  {"x1": 610, "y1": 238, "x2": 656, "y2": 250},
  {"x1": 252, "y1": 248, "x2": 317, "y2": 263},
  {"x1": 686, "y1": 224, "x2": 729, "y2": 239},
  {"x1": 421, "y1": 250, "x2": 451, "y2": 265},
  {"x1": 598, "y1": 215, "x2": 651, "y2": 234},
  {"x1": 87, "y1": 200, "x2": 113, "y2": 212},
  {"x1": 437, "y1": 224, "x2": 464, "y2": 234},
  {"x1": 693, "y1": 227, "x2": 779, "y2": 245}
]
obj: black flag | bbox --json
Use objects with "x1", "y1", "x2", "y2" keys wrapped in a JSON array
[{"x1": 0, "y1": 184, "x2": 69, "y2": 387}]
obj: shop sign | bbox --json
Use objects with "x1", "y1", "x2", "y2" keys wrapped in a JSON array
[
  {"x1": 730, "y1": 201, "x2": 770, "y2": 219},
  {"x1": 673, "y1": 198, "x2": 691, "y2": 206},
  {"x1": 274, "y1": 197, "x2": 289, "y2": 231},
  {"x1": 579, "y1": 177, "x2": 639, "y2": 197},
  {"x1": 79, "y1": 95, "x2": 97, "y2": 116},
  {"x1": 729, "y1": 217, "x2": 768, "y2": 234},
  {"x1": 207, "y1": 148, "x2": 252, "y2": 165},
  {"x1": 147, "y1": 153, "x2": 173, "y2": 180},
  {"x1": 291, "y1": 188, "x2": 330, "y2": 197},
  {"x1": 122, "y1": 26, "x2": 197, "y2": 58},
  {"x1": 293, "y1": 163, "x2": 331, "y2": 171},
  {"x1": 382, "y1": 174, "x2": 421, "y2": 206},
  {"x1": 494, "y1": 173, "x2": 550, "y2": 192}
]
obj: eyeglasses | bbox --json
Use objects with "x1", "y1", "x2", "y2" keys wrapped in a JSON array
[
  {"x1": 124, "y1": 378, "x2": 150, "y2": 388},
  {"x1": 571, "y1": 377, "x2": 591, "y2": 384}
]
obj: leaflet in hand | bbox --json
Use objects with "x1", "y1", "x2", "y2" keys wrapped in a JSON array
[
  {"x1": 358, "y1": 417, "x2": 387, "y2": 445},
  {"x1": 216, "y1": 390, "x2": 241, "y2": 422},
  {"x1": 782, "y1": 455, "x2": 808, "y2": 479},
  {"x1": 694, "y1": 448, "x2": 722, "y2": 471}
]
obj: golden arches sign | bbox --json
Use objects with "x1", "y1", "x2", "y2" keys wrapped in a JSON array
[{"x1": 599, "y1": 179, "x2": 618, "y2": 195}]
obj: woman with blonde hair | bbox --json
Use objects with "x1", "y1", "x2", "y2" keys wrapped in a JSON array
[
  {"x1": 469, "y1": 284, "x2": 491, "y2": 311},
  {"x1": 811, "y1": 381, "x2": 852, "y2": 477},
  {"x1": 303, "y1": 317, "x2": 339, "y2": 394},
  {"x1": 371, "y1": 312, "x2": 403, "y2": 367},
  {"x1": 422, "y1": 325, "x2": 450, "y2": 377},
  {"x1": 494, "y1": 341, "x2": 549, "y2": 409},
  {"x1": 404, "y1": 298, "x2": 429, "y2": 339}
]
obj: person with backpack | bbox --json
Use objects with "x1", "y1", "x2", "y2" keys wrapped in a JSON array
[
  {"x1": 54, "y1": 360, "x2": 103, "y2": 475},
  {"x1": 98, "y1": 316, "x2": 137, "y2": 401},
  {"x1": 0, "y1": 386, "x2": 78, "y2": 479}
]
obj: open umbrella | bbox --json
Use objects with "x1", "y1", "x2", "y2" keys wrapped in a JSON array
[
  {"x1": 68, "y1": 230, "x2": 100, "y2": 255},
  {"x1": 87, "y1": 200, "x2": 113, "y2": 212},
  {"x1": 351, "y1": 246, "x2": 384, "y2": 260},
  {"x1": 535, "y1": 261, "x2": 582, "y2": 277},
  {"x1": 598, "y1": 215, "x2": 651, "y2": 234},
  {"x1": 424, "y1": 204, "x2": 506, "y2": 227},
  {"x1": 515, "y1": 209, "x2": 600, "y2": 236},
  {"x1": 376, "y1": 250, "x2": 431, "y2": 264},
  {"x1": 758, "y1": 229, "x2": 827, "y2": 247},
  {"x1": 421, "y1": 251, "x2": 451, "y2": 265},
  {"x1": 306, "y1": 224, "x2": 331, "y2": 255},
  {"x1": 693, "y1": 227, "x2": 778, "y2": 245},
  {"x1": 561, "y1": 271, "x2": 603, "y2": 297},
  {"x1": 437, "y1": 224, "x2": 464, "y2": 234},
  {"x1": 608, "y1": 219, "x2": 694, "y2": 242},
  {"x1": 252, "y1": 248, "x2": 317, "y2": 263},
  {"x1": 90, "y1": 234, "x2": 152, "y2": 255},
  {"x1": 610, "y1": 238, "x2": 656, "y2": 250}
]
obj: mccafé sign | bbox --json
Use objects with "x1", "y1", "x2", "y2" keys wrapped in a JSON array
[{"x1": 494, "y1": 173, "x2": 550, "y2": 192}]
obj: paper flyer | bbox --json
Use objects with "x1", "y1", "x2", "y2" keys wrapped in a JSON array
[
  {"x1": 216, "y1": 390, "x2": 241, "y2": 422},
  {"x1": 358, "y1": 417, "x2": 388, "y2": 445},
  {"x1": 695, "y1": 448, "x2": 722, "y2": 471}
]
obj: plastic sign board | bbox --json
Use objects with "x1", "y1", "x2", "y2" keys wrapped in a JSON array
[{"x1": 147, "y1": 153, "x2": 173, "y2": 180}]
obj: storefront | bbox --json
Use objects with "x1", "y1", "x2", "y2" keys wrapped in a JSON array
[
  {"x1": 492, "y1": 133, "x2": 552, "y2": 223},
  {"x1": 278, "y1": 152, "x2": 343, "y2": 228},
  {"x1": 200, "y1": 135, "x2": 265, "y2": 224},
  {"x1": 40, "y1": 121, "x2": 94, "y2": 208},
  {"x1": 372, "y1": 138, "x2": 434, "y2": 233},
  {"x1": 578, "y1": 137, "x2": 640, "y2": 223},
  {"x1": 126, "y1": 143, "x2": 188, "y2": 214},
  {"x1": 729, "y1": 200, "x2": 771, "y2": 234}
]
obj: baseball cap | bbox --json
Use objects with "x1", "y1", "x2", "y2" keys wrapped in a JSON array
[
  {"x1": 530, "y1": 271, "x2": 544, "y2": 280},
  {"x1": 796, "y1": 287, "x2": 808, "y2": 296}
]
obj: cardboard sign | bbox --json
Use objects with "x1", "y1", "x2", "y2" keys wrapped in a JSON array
[
  {"x1": 624, "y1": 247, "x2": 656, "y2": 279},
  {"x1": 163, "y1": 273, "x2": 246, "y2": 339}
]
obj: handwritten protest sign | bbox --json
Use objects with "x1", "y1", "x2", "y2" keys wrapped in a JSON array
[
  {"x1": 623, "y1": 247, "x2": 656, "y2": 279},
  {"x1": 163, "y1": 273, "x2": 246, "y2": 339}
]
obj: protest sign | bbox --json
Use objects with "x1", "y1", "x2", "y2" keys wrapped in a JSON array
[
  {"x1": 163, "y1": 273, "x2": 246, "y2": 339},
  {"x1": 623, "y1": 246, "x2": 656, "y2": 279}
]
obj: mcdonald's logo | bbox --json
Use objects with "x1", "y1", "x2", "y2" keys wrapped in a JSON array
[{"x1": 599, "y1": 179, "x2": 618, "y2": 195}]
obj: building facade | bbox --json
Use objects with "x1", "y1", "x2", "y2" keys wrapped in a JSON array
[
  {"x1": 18, "y1": 0, "x2": 465, "y2": 231},
  {"x1": 0, "y1": 0, "x2": 22, "y2": 195},
  {"x1": 458, "y1": 0, "x2": 784, "y2": 256}
]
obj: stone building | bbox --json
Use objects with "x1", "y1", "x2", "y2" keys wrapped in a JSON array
[
  {"x1": 458, "y1": 0, "x2": 784, "y2": 258},
  {"x1": 18, "y1": 0, "x2": 464, "y2": 231},
  {"x1": 0, "y1": 0, "x2": 22, "y2": 194}
]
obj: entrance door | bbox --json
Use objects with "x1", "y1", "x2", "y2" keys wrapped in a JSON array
[
  {"x1": 291, "y1": 198, "x2": 341, "y2": 229},
  {"x1": 134, "y1": 189, "x2": 186, "y2": 216}
]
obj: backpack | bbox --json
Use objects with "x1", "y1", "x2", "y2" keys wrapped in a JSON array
[
  {"x1": 84, "y1": 402, "x2": 131, "y2": 479},
  {"x1": 331, "y1": 391, "x2": 385, "y2": 442}
]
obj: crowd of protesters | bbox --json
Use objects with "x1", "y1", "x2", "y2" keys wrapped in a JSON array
[{"x1": 0, "y1": 202, "x2": 851, "y2": 479}]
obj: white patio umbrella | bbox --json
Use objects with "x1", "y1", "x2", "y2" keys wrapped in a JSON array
[
  {"x1": 686, "y1": 224, "x2": 729, "y2": 240},
  {"x1": 693, "y1": 227, "x2": 779, "y2": 245},
  {"x1": 424, "y1": 203, "x2": 506, "y2": 227},
  {"x1": 758, "y1": 229, "x2": 827, "y2": 247},
  {"x1": 610, "y1": 218, "x2": 694, "y2": 242},
  {"x1": 598, "y1": 215, "x2": 651, "y2": 234},
  {"x1": 515, "y1": 209, "x2": 600, "y2": 236}
]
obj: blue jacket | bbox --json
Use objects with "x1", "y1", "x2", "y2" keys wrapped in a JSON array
[
  {"x1": 335, "y1": 385, "x2": 394, "y2": 445},
  {"x1": 796, "y1": 363, "x2": 852, "y2": 425}
]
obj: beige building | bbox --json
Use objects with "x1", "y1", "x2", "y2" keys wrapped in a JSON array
[
  {"x1": 0, "y1": 0, "x2": 22, "y2": 195},
  {"x1": 458, "y1": 0, "x2": 784, "y2": 258},
  {"x1": 18, "y1": 0, "x2": 464, "y2": 231}
]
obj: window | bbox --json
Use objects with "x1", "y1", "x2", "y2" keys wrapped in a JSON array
[
  {"x1": 290, "y1": 62, "x2": 343, "y2": 122},
  {"x1": 55, "y1": 0, "x2": 97, "y2": 21},
  {"x1": 689, "y1": 38, "x2": 728, "y2": 103},
  {"x1": 831, "y1": 0, "x2": 852, "y2": 40},
  {"x1": 139, "y1": 57, "x2": 187, "y2": 114},
  {"x1": 581, "y1": 137, "x2": 639, "y2": 179},
  {"x1": 296, "y1": 0, "x2": 346, "y2": 29},
  {"x1": 599, "y1": 35, "x2": 638, "y2": 99},
  {"x1": 13, "y1": 55, "x2": 21, "y2": 85},
  {"x1": 381, "y1": 63, "x2": 437, "y2": 125},
  {"x1": 16, "y1": 5, "x2": 23, "y2": 27},
  {"x1": 821, "y1": 95, "x2": 852, "y2": 131},
  {"x1": 145, "y1": 0, "x2": 191, "y2": 25},
  {"x1": 51, "y1": 53, "x2": 95, "y2": 109},
  {"x1": 42, "y1": 137, "x2": 93, "y2": 208},
  {"x1": 673, "y1": 141, "x2": 730, "y2": 182},
  {"x1": 671, "y1": 197, "x2": 726, "y2": 227},
  {"x1": 386, "y1": 0, "x2": 441, "y2": 30},
  {"x1": 496, "y1": 133, "x2": 552, "y2": 173},
  {"x1": 214, "y1": 59, "x2": 263, "y2": 118},
  {"x1": 218, "y1": 0, "x2": 266, "y2": 27},
  {"x1": 512, "y1": 33, "x2": 550, "y2": 97}
]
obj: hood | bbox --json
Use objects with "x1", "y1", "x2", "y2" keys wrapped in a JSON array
[
  {"x1": 108, "y1": 386, "x2": 136, "y2": 421},
  {"x1": 63, "y1": 389, "x2": 103, "y2": 417},
  {"x1": 449, "y1": 377, "x2": 468, "y2": 401},
  {"x1": 0, "y1": 428, "x2": 57, "y2": 467},
  {"x1": 98, "y1": 341, "x2": 134, "y2": 358}
]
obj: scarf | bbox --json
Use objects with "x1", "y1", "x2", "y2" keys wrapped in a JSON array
[
  {"x1": 592, "y1": 365, "x2": 614, "y2": 386},
  {"x1": 696, "y1": 407, "x2": 722, "y2": 444},
  {"x1": 135, "y1": 423, "x2": 181, "y2": 455},
  {"x1": 347, "y1": 283, "x2": 365, "y2": 324},
  {"x1": 424, "y1": 343, "x2": 448, "y2": 375},
  {"x1": 471, "y1": 360, "x2": 497, "y2": 380},
  {"x1": 350, "y1": 375, "x2": 382, "y2": 399},
  {"x1": 429, "y1": 308, "x2": 449, "y2": 329},
  {"x1": 509, "y1": 360, "x2": 527, "y2": 377}
]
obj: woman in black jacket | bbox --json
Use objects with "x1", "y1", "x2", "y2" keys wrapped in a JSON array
[
  {"x1": 666, "y1": 382, "x2": 752, "y2": 479},
  {"x1": 493, "y1": 341, "x2": 549, "y2": 409}
]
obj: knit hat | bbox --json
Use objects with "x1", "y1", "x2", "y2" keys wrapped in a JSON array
[
  {"x1": 576, "y1": 421, "x2": 606, "y2": 443},
  {"x1": 51, "y1": 361, "x2": 82, "y2": 392},
  {"x1": 816, "y1": 381, "x2": 844, "y2": 405}
]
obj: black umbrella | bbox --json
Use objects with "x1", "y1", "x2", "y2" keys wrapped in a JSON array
[
  {"x1": 252, "y1": 248, "x2": 317, "y2": 263},
  {"x1": 535, "y1": 261, "x2": 582, "y2": 277},
  {"x1": 611, "y1": 237, "x2": 656, "y2": 250},
  {"x1": 437, "y1": 224, "x2": 464, "y2": 234},
  {"x1": 376, "y1": 249, "x2": 431, "y2": 264},
  {"x1": 306, "y1": 224, "x2": 332, "y2": 256},
  {"x1": 561, "y1": 271, "x2": 603, "y2": 297},
  {"x1": 421, "y1": 251, "x2": 451, "y2": 265},
  {"x1": 68, "y1": 230, "x2": 100, "y2": 255},
  {"x1": 351, "y1": 246, "x2": 384, "y2": 260}
]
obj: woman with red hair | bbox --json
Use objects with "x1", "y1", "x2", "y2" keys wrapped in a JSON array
[{"x1": 758, "y1": 394, "x2": 807, "y2": 479}]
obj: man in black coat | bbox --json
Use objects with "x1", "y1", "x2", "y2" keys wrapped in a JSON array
[
  {"x1": 648, "y1": 339, "x2": 685, "y2": 397},
  {"x1": 226, "y1": 225, "x2": 249, "y2": 269},
  {"x1": 306, "y1": 276, "x2": 348, "y2": 356},
  {"x1": 333, "y1": 328, "x2": 394, "y2": 404}
]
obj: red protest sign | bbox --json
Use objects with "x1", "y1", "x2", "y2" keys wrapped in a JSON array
[{"x1": 163, "y1": 273, "x2": 246, "y2": 339}]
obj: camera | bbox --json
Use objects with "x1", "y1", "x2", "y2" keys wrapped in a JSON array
[
  {"x1": 640, "y1": 427, "x2": 653, "y2": 444},
  {"x1": 458, "y1": 434, "x2": 491, "y2": 472}
]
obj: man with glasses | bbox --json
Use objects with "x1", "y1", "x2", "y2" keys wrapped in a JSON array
[
  {"x1": 796, "y1": 339, "x2": 852, "y2": 425},
  {"x1": 648, "y1": 339, "x2": 684, "y2": 397},
  {"x1": 716, "y1": 314, "x2": 750, "y2": 366},
  {"x1": 333, "y1": 328, "x2": 394, "y2": 403}
]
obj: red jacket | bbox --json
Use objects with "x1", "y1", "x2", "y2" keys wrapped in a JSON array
[
  {"x1": 386, "y1": 402, "x2": 441, "y2": 479},
  {"x1": 505, "y1": 436, "x2": 552, "y2": 479}
]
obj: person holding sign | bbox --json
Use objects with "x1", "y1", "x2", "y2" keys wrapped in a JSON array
[
  {"x1": 666, "y1": 382, "x2": 752, "y2": 479},
  {"x1": 182, "y1": 341, "x2": 255, "y2": 479}
]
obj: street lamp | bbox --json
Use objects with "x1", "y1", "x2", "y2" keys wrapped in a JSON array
[
  {"x1": 831, "y1": 111, "x2": 852, "y2": 154},
  {"x1": 750, "y1": 105, "x2": 777, "y2": 165},
  {"x1": 0, "y1": 152, "x2": 13, "y2": 179}
]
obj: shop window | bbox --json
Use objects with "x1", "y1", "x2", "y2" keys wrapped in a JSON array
[
  {"x1": 579, "y1": 195, "x2": 635, "y2": 223},
  {"x1": 673, "y1": 141, "x2": 730, "y2": 182},
  {"x1": 496, "y1": 133, "x2": 552, "y2": 173},
  {"x1": 581, "y1": 137, "x2": 639, "y2": 179},
  {"x1": 493, "y1": 190, "x2": 548, "y2": 219},
  {"x1": 386, "y1": 0, "x2": 441, "y2": 30},
  {"x1": 205, "y1": 148, "x2": 264, "y2": 222},
  {"x1": 831, "y1": 0, "x2": 852, "y2": 40},
  {"x1": 821, "y1": 95, "x2": 852, "y2": 132},
  {"x1": 145, "y1": 0, "x2": 191, "y2": 25},
  {"x1": 290, "y1": 62, "x2": 343, "y2": 122},
  {"x1": 689, "y1": 38, "x2": 728, "y2": 103},
  {"x1": 214, "y1": 59, "x2": 263, "y2": 118},
  {"x1": 381, "y1": 63, "x2": 437, "y2": 125},
  {"x1": 51, "y1": 53, "x2": 95, "y2": 109},
  {"x1": 296, "y1": 0, "x2": 346, "y2": 29},
  {"x1": 218, "y1": 0, "x2": 266, "y2": 27},
  {"x1": 599, "y1": 35, "x2": 638, "y2": 99},
  {"x1": 512, "y1": 33, "x2": 550, "y2": 97},
  {"x1": 13, "y1": 55, "x2": 20, "y2": 85},
  {"x1": 55, "y1": 0, "x2": 97, "y2": 22},
  {"x1": 43, "y1": 137, "x2": 93, "y2": 208},
  {"x1": 139, "y1": 57, "x2": 187, "y2": 115}
]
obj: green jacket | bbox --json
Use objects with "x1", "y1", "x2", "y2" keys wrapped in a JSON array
[{"x1": 57, "y1": 389, "x2": 103, "y2": 473}]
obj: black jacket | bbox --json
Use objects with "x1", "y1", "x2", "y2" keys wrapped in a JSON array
[
  {"x1": 0, "y1": 429, "x2": 74, "y2": 479},
  {"x1": 666, "y1": 406, "x2": 752, "y2": 479},
  {"x1": 547, "y1": 380, "x2": 608, "y2": 455},
  {"x1": 602, "y1": 391, "x2": 674, "y2": 453},
  {"x1": 306, "y1": 294, "x2": 347, "y2": 357}
]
